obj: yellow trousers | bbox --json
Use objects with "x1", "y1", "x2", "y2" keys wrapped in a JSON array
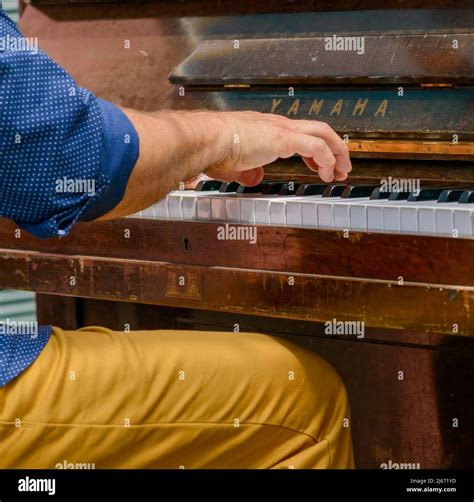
[{"x1": 0, "y1": 327, "x2": 354, "y2": 469}]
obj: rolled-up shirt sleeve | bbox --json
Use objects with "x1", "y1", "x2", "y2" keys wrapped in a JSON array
[{"x1": 0, "y1": 11, "x2": 139, "y2": 239}]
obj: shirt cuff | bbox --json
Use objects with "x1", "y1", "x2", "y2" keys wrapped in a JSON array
[{"x1": 79, "y1": 99, "x2": 140, "y2": 222}]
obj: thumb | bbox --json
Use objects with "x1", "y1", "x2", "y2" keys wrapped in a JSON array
[{"x1": 234, "y1": 167, "x2": 264, "y2": 187}]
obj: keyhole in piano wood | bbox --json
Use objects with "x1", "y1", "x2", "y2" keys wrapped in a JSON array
[{"x1": 183, "y1": 237, "x2": 190, "y2": 252}]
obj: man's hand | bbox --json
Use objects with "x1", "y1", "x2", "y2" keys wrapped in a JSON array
[
  {"x1": 101, "y1": 109, "x2": 351, "y2": 220},
  {"x1": 205, "y1": 111, "x2": 351, "y2": 186}
]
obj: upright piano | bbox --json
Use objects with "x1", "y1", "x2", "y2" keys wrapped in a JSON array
[{"x1": 1, "y1": 0, "x2": 473, "y2": 468}]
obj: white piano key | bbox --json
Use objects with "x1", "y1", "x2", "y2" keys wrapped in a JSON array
[
  {"x1": 225, "y1": 197, "x2": 241, "y2": 222},
  {"x1": 210, "y1": 196, "x2": 227, "y2": 221},
  {"x1": 153, "y1": 197, "x2": 169, "y2": 219},
  {"x1": 269, "y1": 199, "x2": 287, "y2": 226},
  {"x1": 286, "y1": 200, "x2": 303, "y2": 227},
  {"x1": 317, "y1": 202, "x2": 334, "y2": 228},
  {"x1": 196, "y1": 188, "x2": 240, "y2": 222},
  {"x1": 240, "y1": 198, "x2": 256, "y2": 224},
  {"x1": 287, "y1": 196, "x2": 324, "y2": 228},
  {"x1": 401, "y1": 206, "x2": 418, "y2": 234},
  {"x1": 367, "y1": 205, "x2": 384, "y2": 232},
  {"x1": 418, "y1": 207, "x2": 436, "y2": 234},
  {"x1": 196, "y1": 196, "x2": 212, "y2": 221},
  {"x1": 355, "y1": 199, "x2": 401, "y2": 232},
  {"x1": 255, "y1": 199, "x2": 271, "y2": 224},
  {"x1": 435, "y1": 207, "x2": 454, "y2": 236},
  {"x1": 141, "y1": 205, "x2": 155, "y2": 219},
  {"x1": 333, "y1": 202, "x2": 351, "y2": 229},
  {"x1": 454, "y1": 208, "x2": 472, "y2": 237},
  {"x1": 301, "y1": 200, "x2": 318, "y2": 228},
  {"x1": 348, "y1": 199, "x2": 399, "y2": 233},
  {"x1": 314, "y1": 195, "x2": 370, "y2": 230},
  {"x1": 343, "y1": 198, "x2": 393, "y2": 232},
  {"x1": 167, "y1": 194, "x2": 182, "y2": 220},
  {"x1": 350, "y1": 204, "x2": 367, "y2": 231},
  {"x1": 383, "y1": 205, "x2": 401, "y2": 233},
  {"x1": 182, "y1": 196, "x2": 197, "y2": 220}
]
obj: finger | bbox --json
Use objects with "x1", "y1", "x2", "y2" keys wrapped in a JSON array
[
  {"x1": 286, "y1": 120, "x2": 352, "y2": 175},
  {"x1": 334, "y1": 171, "x2": 348, "y2": 181},
  {"x1": 302, "y1": 156, "x2": 318, "y2": 172},
  {"x1": 205, "y1": 166, "x2": 264, "y2": 187},
  {"x1": 184, "y1": 173, "x2": 212, "y2": 190},
  {"x1": 204, "y1": 167, "x2": 240, "y2": 183},
  {"x1": 318, "y1": 164, "x2": 336, "y2": 183},
  {"x1": 302, "y1": 156, "x2": 328, "y2": 182},
  {"x1": 234, "y1": 167, "x2": 264, "y2": 187},
  {"x1": 283, "y1": 133, "x2": 336, "y2": 182},
  {"x1": 303, "y1": 156, "x2": 348, "y2": 183}
]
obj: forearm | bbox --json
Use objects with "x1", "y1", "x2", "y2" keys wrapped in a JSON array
[
  {"x1": 99, "y1": 109, "x2": 351, "y2": 221},
  {"x1": 100, "y1": 109, "x2": 230, "y2": 219}
]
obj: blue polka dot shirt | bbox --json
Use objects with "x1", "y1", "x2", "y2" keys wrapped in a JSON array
[{"x1": 0, "y1": 10, "x2": 140, "y2": 387}]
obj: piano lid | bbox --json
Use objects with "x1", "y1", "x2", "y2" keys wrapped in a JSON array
[{"x1": 169, "y1": 35, "x2": 474, "y2": 86}]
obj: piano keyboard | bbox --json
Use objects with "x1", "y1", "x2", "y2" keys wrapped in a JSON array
[{"x1": 131, "y1": 181, "x2": 474, "y2": 238}]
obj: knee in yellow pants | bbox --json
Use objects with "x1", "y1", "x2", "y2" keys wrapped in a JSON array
[{"x1": 0, "y1": 327, "x2": 354, "y2": 469}]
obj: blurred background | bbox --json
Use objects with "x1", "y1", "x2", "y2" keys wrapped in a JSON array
[{"x1": 4, "y1": 0, "x2": 19, "y2": 22}]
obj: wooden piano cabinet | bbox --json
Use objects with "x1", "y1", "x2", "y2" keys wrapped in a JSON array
[{"x1": 10, "y1": 0, "x2": 474, "y2": 470}]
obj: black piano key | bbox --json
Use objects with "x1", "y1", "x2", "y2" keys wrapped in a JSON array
[
  {"x1": 407, "y1": 188, "x2": 445, "y2": 202},
  {"x1": 459, "y1": 190, "x2": 474, "y2": 204},
  {"x1": 218, "y1": 181, "x2": 240, "y2": 193},
  {"x1": 437, "y1": 189, "x2": 465, "y2": 203},
  {"x1": 261, "y1": 181, "x2": 287, "y2": 195},
  {"x1": 295, "y1": 183, "x2": 327, "y2": 197},
  {"x1": 278, "y1": 182, "x2": 302, "y2": 196},
  {"x1": 388, "y1": 191, "x2": 411, "y2": 201},
  {"x1": 236, "y1": 183, "x2": 268, "y2": 194},
  {"x1": 195, "y1": 180, "x2": 223, "y2": 191},
  {"x1": 370, "y1": 187, "x2": 391, "y2": 200},
  {"x1": 322, "y1": 184, "x2": 347, "y2": 198},
  {"x1": 341, "y1": 185, "x2": 379, "y2": 199}
]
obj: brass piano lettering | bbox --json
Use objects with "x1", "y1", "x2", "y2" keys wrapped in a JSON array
[
  {"x1": 352, "y1": 98, "x2": 368, "y2": 116},
  {"x1": 330, "y1": 99, "x2": 343, "y2": 116},
  {"x1": 269, "y1": 98, "x2": 391, "y2": 118},
  {"x1": 271, "y1": 98, "x2": 283, "y2": 113},
  {"x1": 308, "y1": 99, "x2": 324, "y2": 116},
  {"x1": 287, "y1": 98, "x2": 300, "y2": 116},
  {"x1": 375, "y1": 99, "x2": 389, "y2": 117}
]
